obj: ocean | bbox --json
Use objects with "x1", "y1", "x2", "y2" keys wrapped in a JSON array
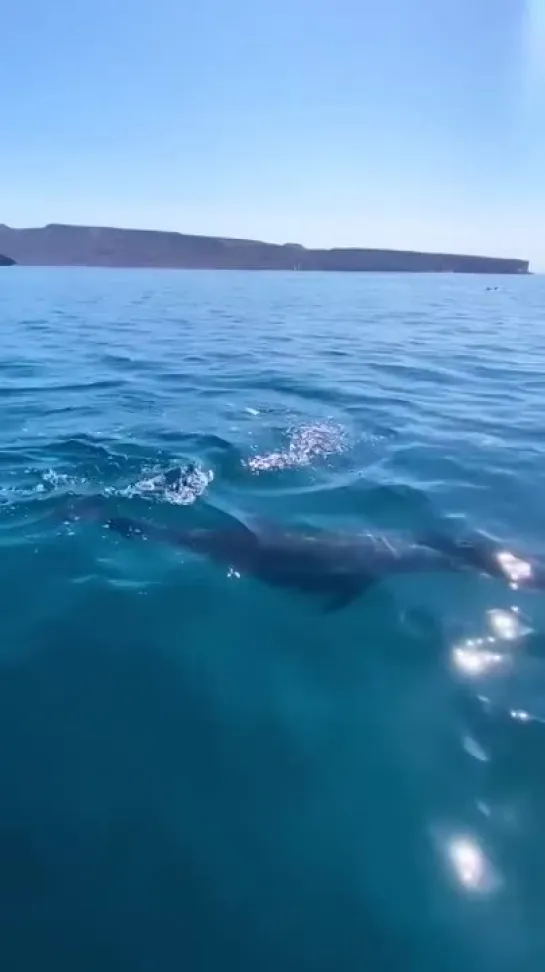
[{"x1": 1, "y1": 267, "x2": 545, "y2": 971}]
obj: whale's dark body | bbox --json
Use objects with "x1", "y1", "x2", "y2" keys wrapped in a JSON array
[{"x1": 61, "y1": 496, "x2": 545, "y2": 610}]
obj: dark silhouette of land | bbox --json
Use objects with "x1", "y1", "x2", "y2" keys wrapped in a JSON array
[
  {"x1": 0, "y1": 223, "x2": 529, "y2": 273},
  {"x1": 0, "y1": 252, "x2": 15, "y2": 266}
]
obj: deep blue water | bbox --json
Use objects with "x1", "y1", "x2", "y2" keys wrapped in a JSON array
[{"x1": 1, "y1": 267, "x2": 545, "y2": 970}]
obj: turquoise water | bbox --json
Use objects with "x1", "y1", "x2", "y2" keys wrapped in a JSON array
[{"x1": 1, "y1": 267, "x2": 545, "y2": 970}]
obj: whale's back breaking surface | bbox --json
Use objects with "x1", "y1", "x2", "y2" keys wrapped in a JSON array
[{"x1": 55, "y1": 495, "x2": 545, "y2": 608}]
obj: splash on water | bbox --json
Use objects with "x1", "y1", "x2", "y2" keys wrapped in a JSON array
[
  {"x1": 113, "y1": 463, "x2": 214, "y2": 506},
  {"x1": 0, "y1": 467, "x2": 86, "y2": 503},
  {"x1": 0, "y1": 460, "x2": 214, "y2": 510},
  {"x1": 42, "y1": 468, "x2": 76, "y2": 491},
  {"x1": 246, "y1": 421, "x2": 346, "y2": 473}
]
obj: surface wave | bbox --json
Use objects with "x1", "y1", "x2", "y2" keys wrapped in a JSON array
[{"x1": 1, "y1": 269, "x2": 545, "y2": 971}]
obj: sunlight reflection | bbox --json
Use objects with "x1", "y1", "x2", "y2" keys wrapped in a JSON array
[
  {"x1": 486, "y1": 608, "x2": 526, "y2": 641},
  {"x1": 451, "y1": 605, "x2": 530, "y2": 680},
  {"x1": 452, "y1": 645, "x2": 507, "y2": 678},
  {"x1": 495, "y1": 550, "x2": 533, "y2": 590},
  {"x1": 447, "y1": 835, "x2": 497, "y2": 893},
  {"x1": 462, "y1": 734, "x2": 489, "y2": 762}
]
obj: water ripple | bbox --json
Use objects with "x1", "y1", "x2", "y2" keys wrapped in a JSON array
[{"x1": 1, "y1": 269, "x2": 545, "y2": 970}]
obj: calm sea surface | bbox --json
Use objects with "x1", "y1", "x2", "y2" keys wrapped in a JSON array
[{"x1": 1, "y1": 268, "x2": 545, "y2": 971}]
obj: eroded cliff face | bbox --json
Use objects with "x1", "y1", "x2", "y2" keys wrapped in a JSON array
[{"x1": 0, "y1": 224, "x2": 529, "y2": 273}]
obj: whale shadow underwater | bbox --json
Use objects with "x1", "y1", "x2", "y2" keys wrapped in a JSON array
[{"x1": 56, "y1": 475, "x2": 545, "y2": 612}]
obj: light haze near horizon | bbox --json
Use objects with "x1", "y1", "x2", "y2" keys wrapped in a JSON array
[{"x1": 1, "y1": 0, "x2": 544, "y2": 268}]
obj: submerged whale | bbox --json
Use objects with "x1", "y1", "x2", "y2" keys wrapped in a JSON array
[{"x1": 59, "y1": 495, "x2": 545, "y2": 610}]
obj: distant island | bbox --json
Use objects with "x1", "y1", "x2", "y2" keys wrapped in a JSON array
[
  {"x1": 0, "y1": 252, "x2": 16, "y2": 266},
  {"x1": 0, "y1": 223, "x2": 529, "y2": 274}
]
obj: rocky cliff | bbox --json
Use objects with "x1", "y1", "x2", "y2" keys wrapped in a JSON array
[{"x1": 0, "y1": 224, "x2": 529, "y2": 274}]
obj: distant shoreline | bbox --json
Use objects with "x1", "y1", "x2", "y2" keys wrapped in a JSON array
[{"x1": 0, "y1": 223, "x2": 530, "y2": 274}]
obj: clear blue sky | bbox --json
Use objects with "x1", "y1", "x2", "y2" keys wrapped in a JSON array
[{"x1": 1, "y1": 0, "x2": 544, "y2": 266}]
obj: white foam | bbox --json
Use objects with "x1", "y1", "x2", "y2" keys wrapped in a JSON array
[
  {"x1": 246, "y1": 421, "x2": 346, "y2": 473},
  {"x1": 116, "y1": 465, "x2": 214, "y2": 506}
]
